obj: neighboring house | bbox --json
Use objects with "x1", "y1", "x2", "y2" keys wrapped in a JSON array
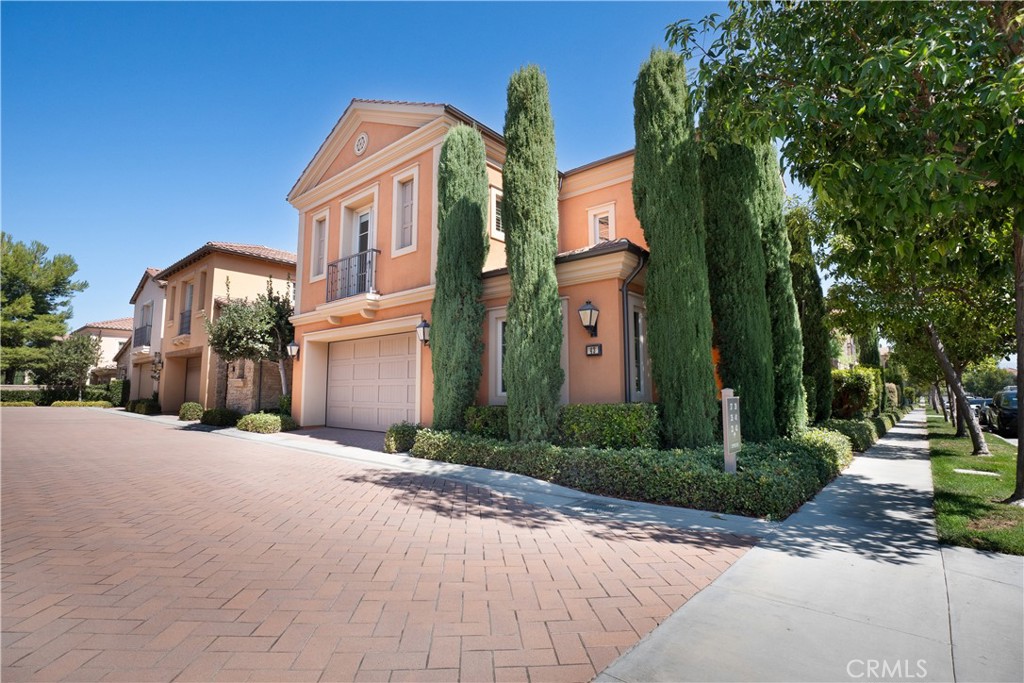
[
  {"x1": 833, "y1": 333, "x2": 858, "y2": 370},
  {"x1": 153, "y1": 242, "x2": 296, "y2": 415},
  {"x1": 287, "y1": 99, "x2": 658, "y2": 431},
  {"x1": 127, "y1": 267, "x2": 166, "y2": 401},
  {"x1": 112, "y1": 333, "x2": 132, "y2": 381},
  {"x1": 70, "y1": 317, "x2": 133, "y2": 384}
]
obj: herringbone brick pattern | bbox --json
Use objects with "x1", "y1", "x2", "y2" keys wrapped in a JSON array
[{"x1": 2, "y1": 409, "x2": 754, "y2": 682}]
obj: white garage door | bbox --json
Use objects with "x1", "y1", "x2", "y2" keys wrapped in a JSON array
[{"x1": 326, "y1": 333, "x2": 417, "y2": 431}]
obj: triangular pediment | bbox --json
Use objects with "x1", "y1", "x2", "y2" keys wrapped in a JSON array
[{"x1": 288, "y1": 100, "x2": 448, "y2": 202}]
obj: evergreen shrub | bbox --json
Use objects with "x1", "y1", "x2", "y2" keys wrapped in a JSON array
[
  {"x1": 1, "y1": 401, "x2": 35, "y2": 407},
  {"x1": 200, "y1": 408, "x2": 241, "y2": 427},
  {"x1": 819, "y1": 418, "x2": 878, "y2": 452},
  {"x1": 0, "y1": 389, "x2": 41, "y2": 404},
  {"x1": 51, "y1": 400, "x2": 114, "y2": 408},
  {"x1": 108, "y1": 379, "x2": 129, "y2": 407},
  {"x1": 384, "y1": 422, "x2": 419, "y2": 453},
  {"x1": 464, "y1": 406, "x2": 510, "y2": 440},
  {"x1": 832, "y1": 368, "x2": 880, "y2": 418},
  {"x1": 557, "y1": 403, "x2": 660, "y2": 449},
  {"x1": 236, "y1": 413, "x2": 285, "y2": 434},
  {"x1": 178, "y1": 402, "x2": 203, "y2": 421}
]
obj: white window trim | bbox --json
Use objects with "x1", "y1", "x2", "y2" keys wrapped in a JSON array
[
  {"x1": 487, "y1": 299, "x2": 569, "y2": 405},
  {"x1": 490, "y1": 186, "x2": 505, "y2": 241},
  {"x1": 340, "y1": 184, "x2": 379, "y2": 259},
  {"x1": 391, "y1": 164, "x2": 419, "y2": 258},
  {"x1": 587, "y1": 202, "x2": 616, "y2": 246},
  {"x1": 310, "y1": 208, "x2": 330, "y2": 283}
]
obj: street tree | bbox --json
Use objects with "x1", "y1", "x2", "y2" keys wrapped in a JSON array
[
  {"x1": 431, "y1": 125, "x2": 489, "y2": 431},
  {"x1": 669, "y1": 1, "x2": 1024, "y2": 499},
  {"x1": 36, "y1": 333, "x2": 101, "y2": 400},
  {"x1": 632, "y1": 49, "x2": 718, "y2": 448},
  {"x1": 205, "y1": 278, "x2": 295, "y2": 397},
  {"x1": 502, "y1": 65, "x2": 564, "y2": 442},
  {"x1": 1, "y1": 234, "x2": 87, "y2": 383}
]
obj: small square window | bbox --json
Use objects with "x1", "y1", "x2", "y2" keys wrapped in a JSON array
[{"x1": 587, "y1": 203, "x2": 616, "y2": 246}]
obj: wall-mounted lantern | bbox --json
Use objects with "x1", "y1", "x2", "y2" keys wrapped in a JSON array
[
  {"x1": 578, "y1": 300, "x2": 600, "y2": 338},
  {"x1": 416, "y1": 320, "x2": 431, "y2": 347},
  {"x1": 286, "y1": 340, "x2": 300, "y2": 361}
]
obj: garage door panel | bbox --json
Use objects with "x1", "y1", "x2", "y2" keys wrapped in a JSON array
[{"x1": 327, "y1": 333, "x2": 416, "y2": 432}]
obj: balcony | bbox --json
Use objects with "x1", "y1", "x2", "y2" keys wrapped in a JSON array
[
  {"x1": 178, "y1": 310, "x2": 192, "y2": 336},
  {"x1": 134, "y1": 324, "x2": 152, "y2": 348},
  {"x1": 327, "y1": 249, "x2": 379, "y2": 303}
]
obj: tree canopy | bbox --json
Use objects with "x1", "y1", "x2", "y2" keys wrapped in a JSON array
[
  {"x1": 35, "y1": 333, "x2": 101, "y2": 398},
  {"x1": 1, "y1": 234, "x2": 87, "y2": 382}
]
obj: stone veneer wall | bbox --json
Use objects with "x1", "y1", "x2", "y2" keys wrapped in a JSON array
[{"x1": 225, "y1": 359, "x2": 289, "y2": 414}]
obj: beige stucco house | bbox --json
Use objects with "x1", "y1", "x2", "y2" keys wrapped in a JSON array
[{"x1": 70, "y1": 317, "x2": 133, "y2": 384}]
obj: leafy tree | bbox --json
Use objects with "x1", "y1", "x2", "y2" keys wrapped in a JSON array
[
  {"x1": 857, "y1": 328, "x2": 881, "y2": 367},
  {"x1": 1, "y1": 234, "x2": 87, "y2": 383},
  {"x1": 35, "y1": 334, "x2": 101, "y2": 400},
  {"x1": 701, "y1": 130, "x2": 776, "y2": 442},
  {"x1": 669, "y1": 1, "x2": 1024, "y2": 500},
  {"x1": 502, "y1": 65, "x2": 564, "y2": 442},
  {"x1": 632, "y1": 49, "x2": 718, "y2": 448},
  {"x1": 205, "y1": 278, "x2": 295, "y2": 396},
  {"x1": 963, "y1": 360, "x2": 1017, "y2": 398},
  {"x1": 756, "y1": 140, "x2": 807, "y2": 437},
  {"x1": 787, "y1": 202, "x2": 833, "y2": 422},
  {"x1": 431, "y1": 125, "x2": 489, "y2": 431}
]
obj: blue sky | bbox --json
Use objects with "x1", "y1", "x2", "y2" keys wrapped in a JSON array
[{"x1": 2, "y1": 1, "x2": 730, "y2": 330}]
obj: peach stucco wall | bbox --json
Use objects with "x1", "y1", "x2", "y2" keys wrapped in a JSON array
[
  {"x1": 159, "y1": 252, "x2": 294, "y2": 414},
  {"x1": 316, "y1": 121, "x2": 418, "y2": 187}
]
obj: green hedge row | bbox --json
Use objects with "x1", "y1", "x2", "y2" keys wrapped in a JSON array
[
  {"x1": 464, "y1": 403, "x2": 661, "y2": 449},
  {"x1": 819, "y1": 408, "x2": 910, "y2": 451},
  {"x1": 125, "y1": 399, "x2": 161, "y2": 415},
  {"x1": 385, "y1": 422, "x2": 419, "y2": 453},
  {"x1": 0, "y1": 386, "x2": 112, "y2": 406},
  {"x1": 1, "y1": 401, "x2": 36, "y2": 407},
  {"x1": 200, "y1": 408, "x2": 241, "y2": 427},
  {"x1": 409, "y1": 428, "x2": 852, "y2": 520},
  {"x1": 50, "y1": 400, "x2": 114, "y2": 408}
]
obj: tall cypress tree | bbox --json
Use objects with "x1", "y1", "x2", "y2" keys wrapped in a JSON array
[
  {"x1": 701, "y1": 127, "x2": 777, "y2": 442},
  {"x1": 787, "y1": 204, "x2": 834, "y2": 423},
  {"x1": 755, "y1": 141, "x2": 807, "y2": 437},
  {"x1": 502, "y1": 65, "x2": 563, "y2": 442},
  {"x1": 431, "y1": 125, "x2": 489, "y2": 431},
  {"x1": 633, "y1": 50, "x2": 718, "y2": 448}
]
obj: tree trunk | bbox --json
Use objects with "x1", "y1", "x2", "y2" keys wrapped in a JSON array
[
  {"x1": 932, "y1": 383, "x2": 947, "y2": 421},
  {"x1": 926, "y1": 323, "x2": 989, "y2": 455},
  {"x1": 954, "y1": 367, "x2": 967, "y2": 438},
  {"x1": 277, "y1": 359, "x2": 289, "y2": 399},
  {"x1": 946, "y1": 384, "x2": 956, "y2": 424},
  {"x1": 1005, "y1": 220, "x2": 1024, "y2": 504}
]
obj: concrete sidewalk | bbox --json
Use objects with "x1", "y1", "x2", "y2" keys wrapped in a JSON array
[{"x1": 596, "y1": 410, "x2": 1023, "y2": 682}]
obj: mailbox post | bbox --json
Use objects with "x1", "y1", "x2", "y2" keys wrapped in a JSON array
[{"x1": 722, "y1": 388, "x2": 741, "y2": 474}]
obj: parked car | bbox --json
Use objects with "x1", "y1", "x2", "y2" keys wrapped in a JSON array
[
  {"x1": 968, "y1": 397, "x2": 992, "y2": 425},
  {"x1": 985, "y1": 390, "x2": 1018, "y2": 436}
]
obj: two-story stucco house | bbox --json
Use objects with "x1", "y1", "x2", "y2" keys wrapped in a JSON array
[
  {"x1": 153, "y1": 242, "x2": 296, "y2": 415},
  {"x1": 287, "y1": 99, "x2": 659, "y2": 432},
  {"x1": 127, "y1": 267, "x2": 166, "y2": 401},
  {"x1": 70, "y1": 317, "x2": 134, "y2": 385}
]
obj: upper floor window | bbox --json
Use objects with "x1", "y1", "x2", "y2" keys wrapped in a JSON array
[
  {"x1": 490, "y1": 187, "x2": 504, "y2": 241},
  {"x1": 311, "y1": 211, "x2": 329, "y2": 281},
  {"x1": 391, "y1": 165, "x2": 419, "y2": 257},
  {"x1": 587, "y1": 202, "x2": 616, "y2": 245}
]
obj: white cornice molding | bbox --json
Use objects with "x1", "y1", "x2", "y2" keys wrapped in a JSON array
[
  {"x1": 300, "y1": 314, "x2": 423, "y2": 343},
  {"x1": 290, "y1": 284, "x2": 435, "y2": 327},
  {"x1": 481, "y1": 251, "x2": 641, "y2": 300}
]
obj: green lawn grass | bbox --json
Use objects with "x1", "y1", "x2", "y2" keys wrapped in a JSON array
[{"x1": 927, "y1": 414, "x2": 1024, "y2": 555}]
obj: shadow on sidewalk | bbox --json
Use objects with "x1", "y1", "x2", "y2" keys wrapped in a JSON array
[
  {"x1": 342, "y1": 469, "x2": 756, "y2": 552},
  {"x1": 764, "y1": 471, "x2": 936, "y2": 565},
  {"x1": 857, "y1": 425, "x2": 929, "y2": 461}
]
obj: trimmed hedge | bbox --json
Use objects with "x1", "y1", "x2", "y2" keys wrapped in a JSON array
[
  {"x1": 0, "y1": 389, "x2": 42, "y2": 405},
  {"x1": 178, "y1": 402, "x2": 204, "y2": 421},
  {"x1": 464, "y1": 406, "x2": 510, "y2": 440},
  {"x1": 465, "y1": 403, "x2": 661, "y2": 449},
  {"x1": 109, "y1": 379, "x2": 130, "y2": 407},
  {"x1": 126, "y1": 399, "x2": 162, "y2": 415},
  {"x1": 832, "y1": 367, "x2": 880, "y2": 419},
  {"x1": 819, "y1": 418, "x2": 879, "y2": 451},
  {"x1": 200, "y1": 408, "x2": 241, "y2": 427},
  {"x1": 1, "y1": 401, "x2": 36, "y2": 407},
  {"x1": 50, "y1": 400, "x2": 114, "y2": 408},
  {"x1": 236, "y1": 412, "x2": 298, "y2": 434},
  {"x1": 384, "y1": 421, "x2": 419, "y2": 453},
  {"x1": 557, "y1": 403, "x2": 660, "y2": 449},
  {"x1": 410, "y1": 428, "x2": 853, "y2": 520}
]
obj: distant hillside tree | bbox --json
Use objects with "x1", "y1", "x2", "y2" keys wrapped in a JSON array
[
  {"x1": 431, "y1": 125, "x2": 490, "y2": 431},
  {"x1": 701, "y1": 129, "x2": 776, "y2": 441},
  {"x1": 632, "y1": 49, "x2": 718, "y2": 448},
  {"x1": 502, "y1": 65, "x2": 564, "y2": 441},
  {"x1": 787, "y1": 202, "x2": 834, "y2": 422},
  {"x1": 756, "y1": 141, "x2": 806, "y2": 437},
  {"x1": 1, "y1": 234, "x2": 87, "y2": 383}
]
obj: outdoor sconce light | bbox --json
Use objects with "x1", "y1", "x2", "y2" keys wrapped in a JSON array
[
  {"x1": 286, "y1": 340, "x2": 300, "y2": 361},
  {"x1": 578, "y1": 300, "x2": 600, "y2": 337},
  {"x1": 416, "y1": 320, "x2": 431, "y2": 347}
]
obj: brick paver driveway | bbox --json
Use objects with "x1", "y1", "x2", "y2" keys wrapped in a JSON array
[{"x1": 2, "y1": 408, "x2": 753, "y2": 682}]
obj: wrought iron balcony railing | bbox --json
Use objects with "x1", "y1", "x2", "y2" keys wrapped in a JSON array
[
  {"x1": 326, "y1": 249, "x2": 380, "y2": 303},
  {"x1": 134, "y1": 324, "x2": 152, "y2": 347}
]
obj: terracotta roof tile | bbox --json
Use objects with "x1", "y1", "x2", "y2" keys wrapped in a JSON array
[
  {"x1": 155, "y1": 242, "x2": 296, "y2": 281},
  {"x1": 79, "y1": 316, "x2": 134, "y2": 332}
]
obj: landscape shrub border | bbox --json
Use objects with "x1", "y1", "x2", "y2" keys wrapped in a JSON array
[
  {"x1": 1, "y1": 401, "x2": 36, "y2": 407},
  {"x1": 819, "y1": 407, "x2": 910, "y2": 451},
  {"x1": 125, "y1": 399, "x2": 161, "y2": 415},
  {"x1": 385, "y1": 421, "x2": 419, "y2": 453},
  {"x1": 178, "y1": 402, "x2": 204, "y2": 421},
  {"x1": 200, "y1": 408, "x2": 242, "y2": 427},
  {"x1": 50, "y1": 400, "x2": 114, "y2": 408},
  {"x1": 464, "y1": 403, "x2": 661, "y2": 449},
  {"x1": 409, "y1": 427, "x2": 852, "y2": 520},
  {"x1": 236, "y1": 412, "x2": 299, "y2": 434}
]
